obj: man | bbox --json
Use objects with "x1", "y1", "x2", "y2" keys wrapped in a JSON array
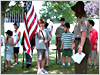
[
  {"x1": 88, "y1": 20, "x2": 98, "y2": 69},
  {"x1": 55, "y1": 18, "x2": 65, "y2": 64}
]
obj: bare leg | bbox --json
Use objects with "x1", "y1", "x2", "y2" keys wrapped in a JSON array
[
  {"x1": 41, "y1": 58, "x2": 45, "y2": 68},
  {"x1": 37, "y1": 59, "x2": 41, "y2": 69},
  {"x1": 58, "y1": 52, "x2": 61, "y2": 61},
  {"x1": 8, "y1": 61, "x2": 11, "y2": 68},
  {"x1": 16, "y1": 53, "x2": 18, "y2": 63},
  {"x1": 6, "y1": 60, "x2": 8, "y2": 68},
  {"x1": 94, "y1": 57, "x2": 97, "y2": 65},
  {"x1": 62, "y1": 56, "x2": 66, "y2": 63},
  {"x1": 13, "y1": 53, "x2": 16, "y2": 62},
  {"x1": 46, "y1": 55, "x2": 49, "y2": 66},
  {"x1": 88, "y1": 57, "x2": 92, "y2": 65},
  {"x1": 68, "y1": 57, "x2": 71, "y2": 63}
]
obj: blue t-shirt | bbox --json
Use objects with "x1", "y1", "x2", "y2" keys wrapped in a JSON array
[{"x1": 61, "y1": 32, "x2": 75, "y2": 49}]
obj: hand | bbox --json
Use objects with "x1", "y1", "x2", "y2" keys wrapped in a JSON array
[
  {"x1": 71, "y1": 44, "x2": 75, "y2": 50},
  {"x1": 78, "y1": 48, "x2": 82, "y2": 54},
  {"x1": 94, "y1": 44, "x2": 97, "y2": 49},
  {"x1": 5, "y1": 39, "x2": 7, "y2": 44},
  {"x1": 60, "y1": 47, "x2": 63, "y2": 51},
  {"x1": 32, "y1": 46, "x2": 35, "y2": 50},
  {"x1": 39, "y1": 27, "x2": 42, "y2": 32},
  {"x1": 44, "y1": 40, "x2": 47, "y2": 43},
  {"x1": 14, "y1": 42, "x2": 17, "y2": 46}
]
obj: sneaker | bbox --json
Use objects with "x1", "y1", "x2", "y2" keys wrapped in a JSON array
[
  {"x1": 61, "y1": 65, "x2": 65, "y2": 68},
  {"x1": 68, "y1": 65, "x2": 70, "y2": 68},
  {"x1": 88, "y1": 65, "x2": 92, "y2": 68},
  {"x1": 13, "y1": 62, "x2": 17, "y2": 65},
  {"x1": 94, "y1": 65, "x2": 98, "y2": 69},
  {"x1": 41, "y1": 69, "x2": 48, "y2": 74},
  {"x1": 57, "y1": 61, "x2": 62, "y2": 64},
  {"x1": 37, "y1": 70, "x2": 44, "y2": 74}
]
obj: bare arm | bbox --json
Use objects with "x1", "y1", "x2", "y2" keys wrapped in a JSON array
[
  {"x1": 14, "y1": 31, "x2": 21, "y2": 45},
  {"x1": 78, "y1": 31, "x2": 86, "y2": 54},
  {"x1": 60, "y1": 41, "x2": 64, "y2": 50},
  {"x1": 7, "y1": 38, "x2": 14, "y2": 46}
]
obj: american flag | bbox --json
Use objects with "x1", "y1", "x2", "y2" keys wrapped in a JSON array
[{"x1": 23, "y1": 1, "x2": 38, "y2": 58}]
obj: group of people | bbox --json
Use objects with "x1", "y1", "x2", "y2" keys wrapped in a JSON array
[{"x1": 4, "y1": 1, "x2": 98, "y2": 74}]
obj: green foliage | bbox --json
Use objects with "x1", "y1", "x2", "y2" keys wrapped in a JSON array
[{"x1": 39, "y1": 1, "x2": 77, "y2": 24}]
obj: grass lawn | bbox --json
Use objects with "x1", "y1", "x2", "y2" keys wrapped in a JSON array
[{"x1": 1, "y1": 46, "x2": 99, "y2": 74}]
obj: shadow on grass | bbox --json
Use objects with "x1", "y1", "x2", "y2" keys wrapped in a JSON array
[{"x1": 1, "y1": 50, "x2": 99, "y2": 74}]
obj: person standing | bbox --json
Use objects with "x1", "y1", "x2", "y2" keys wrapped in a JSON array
[
  {"x1": 71, "y1": 1, "x2": 91, "y2": 74},
  {"x1": 13, "y1": 22, "x2": 21, "y2": 65},
  {"x1": 55, "y1": 18, "x2": 65, "y2": 64},
  {"x1": 60, "y1": 23, "x2": 75, "y2": 68},
  {"x1": 5, "y1": 30, "x2": 13, "y2": 71},
  {"x1": 36, "y1": 19, "x2": 51, "y2": 74},
  {"x1": 21, "y1": 33, "x2": 36, "y2": 69},
  {"x1": 88, "y1": 20, "x2": 98, "y2": 69}
]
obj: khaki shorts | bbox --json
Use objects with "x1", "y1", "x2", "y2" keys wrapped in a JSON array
[
  {"x1": 37, "y1": 49, "x2": 48, "y2": 60},
  {"x1": 89, "y1": 50, "x2": 98, "y2": 57}
]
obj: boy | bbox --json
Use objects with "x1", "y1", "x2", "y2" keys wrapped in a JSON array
[
  {"x1": 36, "y1": 19, "x2": 51, "y2": 74},
  {"x1": 60, "y1": 23, "x2": 75, "y2": 68},
  {"x1": 88, "y1": 20, "x2": 98, "y2": 69},
  {"x1": 13, "y1": 22, "x2": 21, "y2": 65},
  {"x1": 55, "y1": 18, "x2": 65, "y2": 64}
]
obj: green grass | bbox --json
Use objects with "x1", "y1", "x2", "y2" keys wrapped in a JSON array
[{"x1": 1, "y1": 49, "x2": 99, "y2": 74}]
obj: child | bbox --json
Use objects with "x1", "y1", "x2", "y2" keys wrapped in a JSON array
[
  {"x1": 44, "y1": 22, "x2": 50, "y2": 68},
  {"x1": 88, "y1": 20, "x2": 98, "y2": 69},
  {"x1": 55, "y1": 18, "x2": 65, "y2": 64},
  {"x1": 13, "y1": 22, "x2": 21, "y2": 65},
  {"x1": 36, "y1": 19, "x2": 51, "y2": 74},
  {"x1": 60, "y1": 23, "x2": 75, "y2": 68},
  {"x1": 5, "y1": 30, "x2": 13, "y2": 71}
]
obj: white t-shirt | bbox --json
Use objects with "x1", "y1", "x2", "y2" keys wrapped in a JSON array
[
  {"x1": 13, "y1": 29, "x2": 20, "y2": 47},
  {"x1": 47, "y1": 21, "x2": 53, "y2": 32}
]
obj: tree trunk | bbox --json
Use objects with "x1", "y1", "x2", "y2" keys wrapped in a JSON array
[{"x1": 1, "y1": 14, "x2": 5, "y2": 36}]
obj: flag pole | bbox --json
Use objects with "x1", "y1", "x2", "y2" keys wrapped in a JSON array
[{"x1": 22, "y1": 1, "x2": 27, "y2": 69}]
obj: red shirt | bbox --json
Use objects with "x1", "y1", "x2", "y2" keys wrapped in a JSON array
[{"x1": 89, "y1": 29, "x2": 98, "y2": 50}]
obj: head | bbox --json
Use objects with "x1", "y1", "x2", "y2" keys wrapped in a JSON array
[
  {"x1": 39, "y1": 19, "x2": 45, "y2": 28},
  {"x1": 71, "y1": 1, "x2": 87, "y2": 18},
  {"x1": 44, "y1": 22, "x2": 49, "y2": 29},
  {"x1": 63, "y1": 23, "x2": 70, "y2": 33},
  {"x1": 60, "y1": 18, "x2": 65, "y2": 25},
  {"x1": 5, "y1": 30, "x2": 13, "y2": 37},
  {"x1": 13, "y1": 22, "x2": 20, "y2": 30},
  {"x1": 88, "y1": 20, "x2": 95, "y2": 28}
]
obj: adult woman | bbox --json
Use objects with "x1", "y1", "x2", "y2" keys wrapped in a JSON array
[{"x1": 71, "y1": 1, "x2": 91, "y2": 74}]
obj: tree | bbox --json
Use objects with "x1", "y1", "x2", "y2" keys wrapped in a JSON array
[
  {"x1": 1, "y1": 1, "x2": 23, "y2": 35},
  {"x1": 39, "y1": 1, "x2": 99, "y2": 23},
  {"x1": 39, "y1": 1, "x2": 77, "y2": 23},
  {"x1": 84, "y1": 1, "x2": 99, "y2": 19}
]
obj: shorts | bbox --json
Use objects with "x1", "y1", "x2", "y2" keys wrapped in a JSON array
[
  {"x1": 14, "y1": 47, "x2": 19, "y2": 53},
  {"x1": 89, "y1": 50, "x2": 98, "y2": 57},
  {"x1": 37, "y1": 49, "x2": 47, "y2": 60},
  {"x1": 57, "y1": 40, "x2": 62, "y2": 52},
  {"x1": 62, "y1": 49, "x2": 73, "y2": 57}
]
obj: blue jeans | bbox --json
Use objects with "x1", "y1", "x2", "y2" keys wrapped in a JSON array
[{"x1": 25, "y1": 48, "x2": 33, "y2": 64}]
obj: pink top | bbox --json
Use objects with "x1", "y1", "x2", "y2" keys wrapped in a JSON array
[{"x1": 89, "y1": 29, "x2": 98, "y2": 50}]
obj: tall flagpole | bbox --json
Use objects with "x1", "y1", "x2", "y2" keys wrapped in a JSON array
[{"x1": 22, "y1": 1, "x2": 27, "y2": 69}]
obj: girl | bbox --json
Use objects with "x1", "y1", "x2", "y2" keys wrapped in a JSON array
[{"x1": 5, "y1": 30, "x2": 13, "y2": 71}]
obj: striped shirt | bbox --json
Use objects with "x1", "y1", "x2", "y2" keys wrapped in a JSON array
[{"x1": 61, "y1": 32, "x2": 75, "y2": 49}]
